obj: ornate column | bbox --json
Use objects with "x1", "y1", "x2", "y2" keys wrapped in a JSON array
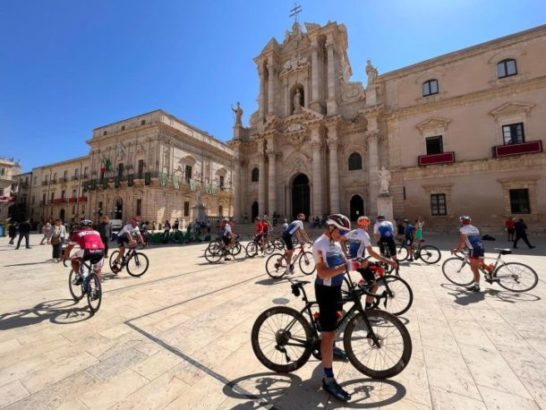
[
  {"x1": 258, "y1": 140, "x2": 266, "y2": 216},
  {"x1": 267, "y1": 150, "x2": 276, "y2": 215},
  {"x1": 310, "y1": 38, "x2": 320, "y2": 110},
  {"x1": 267, "y1": 56, "x2": 275, "y2": 116},
  {"x1": 327, "y1": 126, "x2": 340, "y2": 213},
  {"x1": 258, "y1": 64, "x2": 265, "y2": 122},
  {"x1": 326, "y1": 37, "x2": 337, "y2": 115},
  {"x1": 310, "y1": 126, "x2": 323, "y2": 217},
  {"x1": 367, "y1": 131, "x2": 379, "y2": 216},
  {"x1": 231, "y1": 142, "x2": 241, "y2": 220}
]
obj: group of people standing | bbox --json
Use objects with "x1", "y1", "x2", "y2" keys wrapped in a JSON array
[{"x1": 505, "y1": 216, "x2": 535, "y2": 249}]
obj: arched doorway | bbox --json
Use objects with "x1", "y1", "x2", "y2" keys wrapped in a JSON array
[
  {"x1": 114, "y1": 199, "x2": 123, "y2": 219},
  {"x1": 59, "y1": 209, "x2": 65, "y2": 221},
  {"x1": 251, "y1": 201, "x2": 259, "y2": 222},
  {"x1": 292, "y1": 174, "x2": 310, "y2": 220},
  {"x1": 350, "y1": 195, "x2": 364, "y2": 221}
]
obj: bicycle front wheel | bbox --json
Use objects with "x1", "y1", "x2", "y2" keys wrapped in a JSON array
[
  {"x1": 251, "y1": 306, "x2": 313, "y2": 373},
  {"x1": 126, "y1": 252, "x2": 149, "y2": 277},
  {"x1": 298, "y1": 251, "x2": 316, "y2": 275},
  {"x1": 376, "y1": 275, "x2": 413, "y2": 316},
  {"x1": 246, "y1": 241, "x2": 258, "y2": 258},
  {"x1": 86, "y1": 275, "x2": 102, "y2": 314},
  {"x1": 442, "y1": 257, "x2": 474, "y2": 286},
  {"x1": 109, "y1": 250, "x2": 120, "y2": 271},
  {"x1": 396, "y1": 245, "x2": 409, "y2": 261},
  {"x1": 204, "y1": 247, "x2": 222, "y2": 263},
  {"x1": 344, "y1": 309, "x2": 412, "y2": 379},
  {"x1": 418, "y1": 245, "x2": 441, "y2": 264},
  {"x1": 496, "y1": 262, "x2": 538, "y2": 292},
  {"x1": 68, "y1": 269, "x2": 84, "y2": 302},
  {"x1": 273, "y1": 239, "x2": 285, "y2": 251},
  {"x1": 265, "y1": 253, "x2": 288, "y2": 279}
]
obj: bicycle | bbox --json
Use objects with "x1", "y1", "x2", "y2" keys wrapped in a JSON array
[
  {"x1": 109, "y1": 246, "x2": 150, "y2": 277},
  {"x1": 375, "y1": 239, "x2": 402, "y2": 275},
  {"x1": 68, "y1": 256, "x2": 103, "y2": 314},
  {"x1": 442, "y1": 248, "x2": 538, "y2": 292},
  {"x1": 204, "y1": 235, "x2": 244, "y2": 263},
  {"x1": 397, "y1": 240, "x2": 441, "y2": 264},
  {"x1": 251, "y1": 273, "x2": 412, "y2": 379},
  {"x1": 265, "y1": 243, "x2": 315, "y2": 278},
  {"x1": 246, "y1": 235, "x2": 276, "y2": 258}
]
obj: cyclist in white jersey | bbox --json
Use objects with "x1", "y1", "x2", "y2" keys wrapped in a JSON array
[
  {"x1": 452, "y1": 215, "x2": 487, "y2": 292},
  {"x1": 282, "y1": 213, "x2": 311, "y2": 274},
  {"x1": 114, "y1": 216, "x2": 144, "y2": 267}
]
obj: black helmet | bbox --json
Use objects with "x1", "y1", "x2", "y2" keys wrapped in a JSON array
[{"x1": 326, "y1": 214, "x2": 351, "y2": 232}]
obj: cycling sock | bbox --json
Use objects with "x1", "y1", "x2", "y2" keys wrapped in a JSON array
[{"x1": 324, "y1": 367, "x2": 334, "y2": 380}]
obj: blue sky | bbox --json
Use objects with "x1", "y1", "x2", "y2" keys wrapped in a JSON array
[{"x1": 1, "y1": 0, "x2": 545, "y2": 172}]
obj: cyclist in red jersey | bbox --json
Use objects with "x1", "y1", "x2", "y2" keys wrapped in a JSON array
[
  {"x1": 262, "y1": 216, "x2": 271, "y2": 250},
  {"x1": 64, "y1": 220, "x2": 105, "y2": 280}
]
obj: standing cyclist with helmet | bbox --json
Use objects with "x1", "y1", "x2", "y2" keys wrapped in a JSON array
[
  {"x1": 373, "y1": 216, "x2": 398, "y2": 265},
  {"x1": 452, "y1": 216, "x2": 488, "y2": 292},
  {"x1": 63, "y1": 219, "x2": 105, "y2": 282},
  {"x1": 282, "y1": 213, "x2": 312, "y2": 275},
  {"x1": 113, "y1": 216, "x2": 144, "y2": 271}
]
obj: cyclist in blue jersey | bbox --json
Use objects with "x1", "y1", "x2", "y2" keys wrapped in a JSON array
[
  {"x1": 282, "y1": 213, "x2": 312, "y2": 275},
  {"x1": 452, "y1": 215, "x2": 486, "y2": 292},
  {"x1": 403, "y1": 219, "x2": 415, "y2": 261},
  {"x1": 373, "y1": 216, "x2": 398, "y2": 264}
]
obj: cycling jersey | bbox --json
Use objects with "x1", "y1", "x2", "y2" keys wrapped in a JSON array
[
  {"x1": 70, "y1": 227, "x2": 105, "y2": 251},
  {"x1": 262, "y1": 221, "x2": 270, "y2": 234},
  {"x1": 374, "y1": 221, "x2": 394, "y2": 238},
  {"x1": 460, "y1": 225, "x2": 483, "y2": 249},
  {"x1": 285, "y1": 220, "x2": 304, "y2": 236},
  {"x1": 404, "y1": 224, "x2": 415, "y2": 239},
  {"x1": 345, "y1": 228, "x2": 371, "y2": 259},
  {"x1": 223, "y1": 223, "x2": 232, "y2": 237},
  {"x1": 255, "y1": 222, "x2": 264, "y2": 235},
  {"x1": 312, "y1": 234, "x2": 346, "y2": 287},
  {"x1": 119, "y1": 223, "x2": 140, "y2": 238}
]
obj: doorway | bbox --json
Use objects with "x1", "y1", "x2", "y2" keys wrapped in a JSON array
[
  {"x1": 292, "y1": 174, "x2": 310, "y2": 220},
  {"x1": 350, "y1": 195, "x2": 364, "y2": 221},
  {"x1": 251, "y1": 201, "x2": 259, "y2": 222}
]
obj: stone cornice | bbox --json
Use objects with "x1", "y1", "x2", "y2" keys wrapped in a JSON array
[
  {"x1": 489, "y1": 102, "x2": 535, "y2": 120},
  {"x1": 416, "y1": 117, "x2": 452, "y2": 134}
]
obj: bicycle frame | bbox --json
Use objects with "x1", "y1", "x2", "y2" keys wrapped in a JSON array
[{"x1": 453, "y1": 250, "x2": 506, "y2": 274}]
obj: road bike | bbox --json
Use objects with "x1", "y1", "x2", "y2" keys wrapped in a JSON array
[
  {"x1": 265, "y1": 243, "x2": 315, "y2": 278},
  {"x1": 246, "y1": 235, "x2": 276, "y2": 258},
  {"x1": 442, "y1": 248, "x2": 538, "y2": 292},
  {"x1": 204, "y1": 235, "x2": 244, "y2": 263},
  {"x1": 68, "y1": 256, "x2": 103, "y2": 314},
  {"x1": 397, "y1": 240, "x2": 441, "y2": 264},
  {"x1": 109, "y1": 246, "x2": 150, "y2": 277},
  {"x1": 251, "y1": 273, "x2": 412, "y2": 379}
]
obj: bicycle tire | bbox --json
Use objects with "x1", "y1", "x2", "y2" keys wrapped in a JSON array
[
  {"x1": 418, "y1": 245, "x2": 441, "y2": 264},
  {"x1": 396, "y1": 245, "x2": 409, "y2": 261},
  {"x1": 109, "y1": 250, "x2": 120, "y2": 271},
  {"x1": 86, "y1": 275, "x2": 102, "y2": 314},
  {"x1": 442, "y1": 256, "x2": 474, "y2": 286},
  {"x1": 126, "y1": 252, "x2": 149, "y2": 277},
  {"x1": 495, "y1": 262, "x2": 538, "y2": 293},
  {"x1": 206, "y1": 240, "x2": 222, "y2": 255},
  {"x1": 246, "y1": 241, "x2": 258, "y2": 258},
  {"x1": 265, "y1": 253, "x2": 288, "y2": 279},
  {"x1": 231, "y1": 242, "x2": 242, "y2": 256},
  {"x1": 68, "y1": 269, "x2": 84, "y2": 302},
  {"x1": 251, "y1": 306, "x2": 313, "y2": 373},
  {"x1": 376, "y1": 275, "x2": 413, "y2": 316},
  {"x1": 344, "y1": 309, "x2": 412, "y2": 379},
  {"x1": 273, "y1": 239, "x2": 285, "y2": 251},
  {"x1": 204, "y1": 247, "x2": 223, "y2": 263},
  {"x1": 298, "y1": 251, "x2": 316, "y2": 275},
  {"x1": 264, "y1": 241, "x2": 276, "y2": 255}
]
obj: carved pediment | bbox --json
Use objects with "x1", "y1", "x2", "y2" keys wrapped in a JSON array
[
  {"x1": 341, "y1": 81, "x2": 366, "y2": 103},
  {"x1": 489, "y1": 102, "x2": 535, "y2": 120},
  {"x1": 415, "y1": 117, "x2": 451, "y2": 135}
]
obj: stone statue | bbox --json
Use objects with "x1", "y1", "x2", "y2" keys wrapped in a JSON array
[
  {"x1": 293, "y1": 89, "x2": 302, "y2": 114},
  {"x1": 378, "y1": 166, "x2": 391, "y2": 194},
  {"x1": 232, "y1": 101, "x2": 243, "y2": 126},
  {"x1": 366, "y1": 59, "x2": 378, "y2": 86}
]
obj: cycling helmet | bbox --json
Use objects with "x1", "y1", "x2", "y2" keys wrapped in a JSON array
[
  {"x1": 377, "y1": 215, "x2": 385, "y2": 221},
  {"x1": 357, "y1": 216, "x2": 370, "y2": 227},
  {"x1": 223, "y1": 217, "x2": 230, "y2": 222},
  {"x1": 459, "y1": 215, "x2": 471, "y2": 225},
  {"x1": 80, "y1": 219, "x2": 93, "y2": 227},
  {"x1": 403, "y1": 219, "x2": 409, "y2": 223},
  {"x1": 326, "y1": 214, "x2": 351, "y2": 232}
]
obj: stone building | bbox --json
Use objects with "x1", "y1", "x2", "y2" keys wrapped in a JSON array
[
  {"x1": 231, "y1": 21, "x2": 546, "y2": 231},
  {"x1": 0, "y1": 158, "x2": 22, "y2": 222}
]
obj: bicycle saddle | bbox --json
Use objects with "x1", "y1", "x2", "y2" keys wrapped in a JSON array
[
  {"x1": 494, "y1": 248, "x2": 512, "y2": 255},
  {"x1": 290, "y1": 280, "x2": 310, "y2": 297}
]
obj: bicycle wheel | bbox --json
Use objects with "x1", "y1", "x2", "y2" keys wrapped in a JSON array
[
  {"x1": 204, "y1": 247, "x2": 223, "y2": 263},
  {"x1": 86, "y1": 275, "x2": 102, "y2": 314},
  {"x1": 495, "y1": 262, "x2": 538, "y2": 293},
  {"x1": 265, "y1": 253, "x2": 288, "y2": 279},
  {"x1": 231, "y1": 242, "x2": 242, "y2": 256},
  {"x1": 375, "y1": 275, "x2": 413, "y2": 316},
  {"x1": 246, "y1": 241, "x2": 258, "y2": 258},
  {"x1": 251, "y1": 306, "x2": 313, "y2": 373},
  {"x1": 442, "y1": 256, "x2": 474, "y2": 286},
  {"x1": 298, "y1": 251, "x2": 316, "y2": 275},
  {"x1": 207, "y1": 240, "x2": 222, "y2": 254},
  {"x1": 377, "y1": 261, "x2": 395, "y2": 275},
  {"x1": 396, "y1": 245, "x2": 409, "y2": 261},
  {"x1": 264, "y1": 241, "x2": 276, "y2": 255},
  {"x1": 109, "y1": 250, "x2": 120, "y2": 270},
  {"x1": 344, "y1": 309, "x2": 412, "y2": 379},
  {"x1": 126, "y1": 252, "x2": 149, "y2": 277},
  {"x1": 273, "y1": 239, "x2": 285, "y2": 251},
  {"x1": 68, "y1": 269, "x2": 84, "y2": 302},
  {"x1": 418, "y1": 245, "x2": 441, "y2": 264}
]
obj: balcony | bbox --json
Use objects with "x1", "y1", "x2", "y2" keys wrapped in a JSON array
[
  {"x1": 72, "y1": 175, "x2": 79, "y2": 181},
  {"x1": 492, "y1": 140, "x2": 543, "y2": 158},
  {"x1": 68, "y1": 196, "x2": 87, "y2": 203},
  {"x1": 418, "y1": 151, "x2": 456, "y2": 166},
  {"x1": 52, "y1": 198, "x2": 68, "y2": 205},
  {"x1": 41, "y1": 181, "x2": 49, "y2": 186}
]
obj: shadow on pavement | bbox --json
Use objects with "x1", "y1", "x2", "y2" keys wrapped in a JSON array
[
  {"x1": 4, "y1": 261, "x2": 51, "y2": 267},
  {"x1": 0, "y1": 299, "x2": 92, "y2": 330},
  {"x1": 441, "y1": 283, "x2": 540, "y2": 305}
]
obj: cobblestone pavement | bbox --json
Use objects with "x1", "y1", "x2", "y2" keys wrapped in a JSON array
[{"x1": 1, "y1": 233, "x2": 545, "y2": 409}]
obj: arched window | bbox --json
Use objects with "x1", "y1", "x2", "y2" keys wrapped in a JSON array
[
  {"x1": 348, "y1": 153, "x2": 362, "y2": 170},
  {"x1": 497, "y1": 59, "x2": 518, "y2": 78},
  {"x1": 251, "y1": 167, "x2": 259, "y2": 182},
  {"x1": 422, "y1": 79, "x2": 439, "y2": 96}
]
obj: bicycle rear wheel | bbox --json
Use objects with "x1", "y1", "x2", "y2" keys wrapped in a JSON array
[
  {"x1": 496, "y1": 262, "x2": 538, "y2": 292},
  {"x1": 396, "y1": 245, "x2": 409, "y2": 261},
  {"x1": 86, "y1": 275, "x2": 102, "y2": 314},
  {"x1": 68, "y1": 269, "x2": 84, "y2": 302},
  {"x1": 442, "y1": 256, "x2": 474, "y2": 286},
  {"x1": 273, "y1": 239, "x2": 285, "y2": 251},
  {"x1": 126, "y1": 252, "x2": 149, "y2": 277},
  {"x1": 109, "y1": 250, "x2": 120, "y2": 271},
  {"x1": 264, "y1": 241, "x2": 276, "y2": 255},
  {"x1": 298, "y1": 251, "x2": 315, "y2": 275},
  {"x1": 246, "y1": 241, "x2": 258, "y2": 258},
  {"x1": 231, "y1": 242, "x2": 242, "y2": 256},
  {"x1": 204, "y1": 247, "x2": 223, "y2": 263},
  {"x1": 251, "y1": 306, "x2": 313, "y2": 373},
  {"x1": 376, "y1": 275, "x2": 413, "y2": 316},
  {"x1": 418, "y1": 245, "x2": 441, "y2": 264},
  {"x1": 344, "y1": 310, "x2": 412, "y2": 379},
  {"x1": 265, "y1": 253, "x2": 288, "y2": 279}
]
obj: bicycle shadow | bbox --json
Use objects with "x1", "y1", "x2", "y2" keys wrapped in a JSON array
[
  {"x1": 0, "y1": 299, "x2": 92, "y2": 331},
  {"x1": 255, "y1": 277, "x2": 287, "y2": 286},
  {"x1": 441, "y1": 283, "x2": 541, "y2": 305}
]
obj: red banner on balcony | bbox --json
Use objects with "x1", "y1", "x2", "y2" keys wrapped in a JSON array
[
  {"x1": 493, "y1": 140, "x2": 543, "y2": 158},
  {"x1": 78, "y1": 196, "x2": 87, "y2": 203},
  {"x1": 418, "y1": 151, "x2": 455, "y2": 166}
]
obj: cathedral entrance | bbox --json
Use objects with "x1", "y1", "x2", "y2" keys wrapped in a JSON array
[
  {"x1": 251, "y1": 201, "x2": 259, "y2": 221},
  {"x1": 350, "y1": 195, "x2": 364, "y2": 221},
  {"x1": 292, "y1": 174, "x2": 310, "y2": 220},
  {"x1": 114, "y1": 199, "x2": 123, "y2": 220}
]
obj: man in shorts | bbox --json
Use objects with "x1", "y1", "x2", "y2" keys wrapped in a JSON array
[
  {"x1": 452, "y1": 215, "x2": 486, "y2": 292},
  {"x1": 282, "y1": 213, "x2": 312, "y2": 275},
  {"x1": 403, "y1": 219, "x2": 415, "y2": 261},
  {"x1": 373, "y1": 216, "x2": 398, "y2": 264},
  {"x1": 64, "y1": 219, "x2": 105, "y2": 281},
  {"x1": 113, "y1": 216, "x2": 144, "y2": 270}
]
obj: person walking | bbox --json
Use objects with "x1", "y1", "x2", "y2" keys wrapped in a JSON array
[
  {"x1": 513, "y1": 219, "x2": 535, "y2": 249},
  {"x1": 15, "y1": 220, "x2": 31, "y2": 249},
  {"x1": 40, "y1": 220, "x2": 52, "y2": 245},
  {"x1": 8, "y1": 221, "x2": 18, "y2": 245},
  {"x1": 50, "y1": 219, "x2": 67, "y2": 262},
  {"x1": 97, "y1": 215, "x2": 111, "y2": 257},
  {"x1": 162, "y1": 220, "x2": 171, "y2": 244},
  {"x1": 505, "y1": 217, "x2": 515, "y2": 241}
]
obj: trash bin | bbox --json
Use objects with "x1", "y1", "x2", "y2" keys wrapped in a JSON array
[{"x1": 0, "y1": 225, "x2": 5, "y2": 237}]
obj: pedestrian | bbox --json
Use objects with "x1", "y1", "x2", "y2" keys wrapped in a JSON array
[
  {"x1": 51, "y1": 219, "x2": 67, "y2": 262},
  {"x1": 415, "y1": 217, "x2": 425, "y2": 243},
  {"x1": 513, "y1": 219, "x2": 535, "y2": 249},
  {"x1": 8, "y1": 221, "x2": 18, "y2": 245},
  {"x1": 505, "y1": 217, "x2": 515, "y2": 241},
  {"x1": 97, "y1": 215, "x2": 111, "y2": 257},
  {"x1": 40, "y1": 220, "x2": 52, "y2": 245},
  {"x1": 162, "y1": 220, "x2": 171, "y2": 243},
  {"x1": 15, "y1": 220, "x2": 31, "y2": 249}
]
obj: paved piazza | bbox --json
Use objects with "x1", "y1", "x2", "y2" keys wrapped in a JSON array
[{"x1": 1, "y1": 233, "x2": 545, "y2": 409}]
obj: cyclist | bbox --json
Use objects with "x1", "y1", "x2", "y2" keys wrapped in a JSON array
[
  {"x1": 113, "y1": 216, "x2": 144, "y2": 271},
  {"x1": 254, "y1": 217, "x2": 264, "y2": 251},
  {"x1": 282, "y1": 213, "x2": 312, "y2": 275},
  {"x1": 373, "y1": 216, "x2": 398, "y2": 264},
  {"x1": 452, "y1": 215, "x2": 486, "y2": 292},
  {"x1": 403, "y1": 219, "x2": 415, "y2": 261},
  {"x1": 221, "y1": 217, "x2": 233, "y2": 260},
  {"x1": 344, "y1": 216, "x2": 398, "y2": 307},
  {"x1": 312, "y1": 213, "x2": 353, "y2": 402},
  {"x1": 63, "y1": 219, "x2": 105, "y2": 282},
  {"x1": 262, "y1": 215, "x2": 271, "y2": 250}
]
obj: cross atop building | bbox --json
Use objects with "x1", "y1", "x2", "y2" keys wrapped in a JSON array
[{"x1": 289, "y1": 3, "x2": 302, "y2": 24}]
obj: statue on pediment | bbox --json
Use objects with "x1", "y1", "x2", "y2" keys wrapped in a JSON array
[
  {"x1": 378, "y1": 166, "x2": 391, "y2": 195},
  {"x1": 366, "y1": 59, "x2": 378, "y2": 86},
  {"x1": 232, "y1": 101, "x2": 243, "y2": 127}
]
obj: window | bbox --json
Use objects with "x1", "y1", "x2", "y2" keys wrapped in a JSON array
[
  {"x1": 83, "y1": 167, "x2": 88, "y2": 178},
  {"x1": 50, "y1": 192, "x2": 54, "y2": 202},
  {"x1": 72, "y1": 189, "x2": 77, "y2": 198},
  {"x1": 32, "y1": 195, "x2": 35, "y2": 205},
  {"x1": 185, "y1": 165, "x2": 192, "y2": 183},
  {"x1": 118, "y1": 163, "x2": 124, "y2": 178},
  {"x1": 422, "y1": 79, "x2": 439, "y2": 96},
  {"x1": 502, "y1": 123, "x2": 525, "y2": 145},
  {"x1": 510, "y1": 189, "x2": 530, "y2": 214},
  {"x1": 34, "y1": 176, "x2": 37, "y2": 185},
  {"x1": 74, "y1": 168, "x2": 79, "y2": 179},
  {"x1": 42, "y1": 193, "x2": 46, "y2": 204},
  {"x1": 430, "y1": 194, "x2": 447, "y2": 216},
  {"x1": 184, "y1": 201, "x2": 190, "y2": 216},
  {"x1": 103, "y1": 131, "x2": 107, "y2": 136},
  {"x1": 426, "y1": 136, "x2": 444, "y2": 155},
  {"x1": 348, "y1": 153, "x2": 362, "y2": 170},
  {"x1": 497, "y1": 59, "x2": 517, "y2": 78},
  {"x1": 136, "y1": 199, "x2": 142, "y2": 216},
  {"x1": 121, "y1": 125, "x2": 125, "y2": 131},
  {"x1": 138, "y1": 160, "x2": 145, "y2": 179},
  {"x1": 219, "y1": 205, "x2": 223, "y2": 216},
  {"x1": 219, "y1": 175, "x2": 225, "y2": 189},
  {"x1": 63, "y1": 170, "x2": 68, "y2": 181},
  {"x1": 141, "y1": 120, "x2": 146, "y2": 125},
  {"x1": 251, "y1": 167, "x2": 259, "y2": 182},
  {"x1": 61, "y1": 190, "x2": 66, "y2": 199}
]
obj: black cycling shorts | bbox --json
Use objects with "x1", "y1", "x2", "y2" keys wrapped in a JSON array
[
  {"x1": 357, "y1": 266, "x2": 375, "y2": 284},
  {"x1": 315, "y1": 283, "x2": 343, "y2": 332},
  {"x1": 379, "y1": 237, "x2": 396, "y2": 258},
  {"x1": 222, "y1": 235, "x2": 231, "y2": 246},
  {"x1": 83, "y1": 249, "x2": 105, "y2": 264},
  {"x1": 282, "y1": 232, "x2": 294, "y2": 251},
  {"x1": 117, "y1": 233, "x2": 130, "y2": 246}
]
